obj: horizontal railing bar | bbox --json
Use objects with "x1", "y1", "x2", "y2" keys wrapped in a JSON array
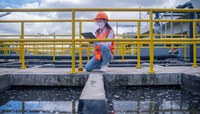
[
  {"x1": 0, "y1": 34, "x2": 190, "y2": 37},
  {"x1": 0, "y1": 19, "x2": 149, "y2": 23},
  {"x1": 0, "y1": 19, "x2": 199, "y2": 23},
  {"x1": 154, "y1": 19, "x2": 200, "y2": 22},
  {"x1": 0, "y1": 38, "x2": 200, "y2": 42},
  {"x1": 0, "y1": 8, "x2": 200, "y2": 12}
]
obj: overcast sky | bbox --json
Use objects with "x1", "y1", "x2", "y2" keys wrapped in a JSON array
[{"x1": 0, "y1": 0, "x2": 190, "y2": 36}]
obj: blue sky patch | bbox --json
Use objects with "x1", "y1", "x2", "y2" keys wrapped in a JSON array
[{"x1": 0, "y1": 0, "x2": 40, "y2": 8}]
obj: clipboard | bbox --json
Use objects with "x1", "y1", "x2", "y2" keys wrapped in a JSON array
[{"x1": 81, "y1": 32, "x2": 96, "y2": 39}]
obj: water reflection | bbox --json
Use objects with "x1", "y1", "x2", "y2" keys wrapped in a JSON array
[
  {"x1": 0, "y1": 101, "x2": 76, "y2": 113},
  {"x1": 0, "y1": 86, "x2": 82, "y2": 114},
  {"x1": 107, "y1": 86, "x2": 200, "y2": 114}
]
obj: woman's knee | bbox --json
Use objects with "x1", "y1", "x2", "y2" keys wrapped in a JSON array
[{"x1": 84, "y1": 64, "x2": 92, "y2": 72}]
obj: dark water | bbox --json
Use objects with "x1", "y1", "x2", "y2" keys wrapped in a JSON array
[
  {"x1": 106, "y1": 86, "x2": 200, "y2": 114},
  {"x1": 0, "y1": 86, "x2": 82, "y2": 114},
  {"x1": 1, "y1": 86, "x2": 200, "y2": 114}
]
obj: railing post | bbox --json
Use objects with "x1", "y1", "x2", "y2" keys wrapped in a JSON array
[
  {"x1": 184, "y1": 36, "x2": 187, "y2": 61},
  {"x1": 192, "y1": 21, "x2": 198, "y2": 68},
  {"x1": 70, "y1": 10, "x2": 77, "y2": 74},
  {"x1": 148, "y1": 10, "x2": 155, "y2": 74},
  {"x1": 3, "y1": 44, "x2": 6, "y2": 55},
  {"x1": 20, "y1": 22, "x2": 26, "y2": 69},
  {"x1": 43, "y1": 45, "x2": 44, "y2": 55},
  {"x1": 53, "y1": 36, "x2": 56, "y2": 62},
  {"x1": 87, "y1": 44, "x2": 90, "y2": 61},
  {"x1": 33, "y1": 42, "x2": 36, "y2": 55},
  {"x1": 122, "y1": 35, "x2": 125, "y2": 62},
  {"x1": 78, "y1": 21, "x2": 83, "y2": 72},
  {"x1": 62, "y1": 44, "x2": 64, "y2": 55},
  {"x1": 28, "y1": 45, "x2": 30, "y2": 55},
  {"x1": 5, "y1": 44, "x2": 8, "y2": 55},
  {"x1": 136, "y1": 21, "x2": 142, "y2": 68}
]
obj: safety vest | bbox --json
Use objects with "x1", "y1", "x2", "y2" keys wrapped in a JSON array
[{"x1": 94, "y1": 28, "x2": 115, "y2": 60}]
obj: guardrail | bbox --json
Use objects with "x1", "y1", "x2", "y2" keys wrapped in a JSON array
[{"x1": 0, "y1": 8, "x2": 199, "y2": 74}]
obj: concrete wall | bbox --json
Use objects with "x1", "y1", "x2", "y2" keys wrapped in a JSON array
[
  {"x1": 0, "y1": 74, "x2": 11, "y2": 92},
  {"x1": 10, "y1": 74, "x2": 89, "y2": 86},
  {"x1": 104, "y1": 73, "x2": 181, "y2": 89},
  {"x1": 181, "y1": 74, "x2": 200, "y2": 95},
  {"x1": 0, "y1": 73, "x2": 200, "y2": 96}
]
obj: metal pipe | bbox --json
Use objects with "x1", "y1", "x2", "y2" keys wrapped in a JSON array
[
  {"x1": 192, "y1": 21, "x2": 198, "y2": 68},
  {"x1": 1, "y1": 38, "x2": 200, "y2": 42},
  {"x1": 20, "y1": 22, "x2": 26, "y2": 69},
  {"x1": 53, "y1": 36, "x2": 56, "y2": 62},
  {"x1": 0, "y1": 8, "x2": 200, "y2": 12},
  {"x1": 148, "y1": 10, "x2": 155, "y2": 74},
  {"x1": 70, "y1": 10, "x2": 77, "y2": 74},
  {"x1": 78, "y1": 21, "x2": 83, "y2": 72},
  {"x1": 136, "y1": 21, "x2": 142, "y2": 68}
]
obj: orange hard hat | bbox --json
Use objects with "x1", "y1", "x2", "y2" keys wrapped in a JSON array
[{"x1": 94, "y1": 11, "x2": 109, "y2": 20}]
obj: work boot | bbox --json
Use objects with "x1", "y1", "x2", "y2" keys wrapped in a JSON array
[{"x1": 100, "y1": 64, "x2": 108, "y2": 72}]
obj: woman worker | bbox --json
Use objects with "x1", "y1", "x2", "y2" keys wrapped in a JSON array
[{"x1": 85, "y1": 11, "x2": 115, "y2": 72}]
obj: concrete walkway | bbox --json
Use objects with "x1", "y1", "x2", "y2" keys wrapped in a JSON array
[
  {"x1": 0, "y1": 66, "x2": 199, "y2": 76},
  {"x1": 78, "y1": 73, "x2": 108, "y2": 114}
]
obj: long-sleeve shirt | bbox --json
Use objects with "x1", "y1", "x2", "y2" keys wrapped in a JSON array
[{"x1": 92, "y1": 27, "x2": 114, "y2": 48}]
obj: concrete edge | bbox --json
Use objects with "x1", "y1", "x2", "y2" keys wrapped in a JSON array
[
  {"x1": 10, "y1": 73, "x2": 89, "y2": 86},
  {"x1": 181, "y1": 73, "x2": 200, "y2": 95},
  {"x1": 0, "y1": 73, "x2": 11, "y2": 93},
  {"x1": 0, "y1": 72, "x2": 199, "y2": 95},
  {"x1": 103, "y1": 73, "x2": 182, "y2": 89}
]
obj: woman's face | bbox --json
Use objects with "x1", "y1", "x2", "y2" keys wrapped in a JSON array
[
  {"x1": 96, "y1": 19, "x2": 105, "y2": 23},
  {"x1": 95, "y1": 19, "x2": 106, "y2": 29}
]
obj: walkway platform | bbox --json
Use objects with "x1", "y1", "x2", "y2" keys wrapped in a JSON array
[
  {"x1": 0, "y1": 66, "x2": 200, "y2": 92},
  {"x1": 78, "y1": 73, "x2": 108, "y2": 114},
  {"x1": 0, "y1": 66, "x2": 199, "y2": 75}
]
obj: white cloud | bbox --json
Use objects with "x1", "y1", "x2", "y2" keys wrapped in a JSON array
[
  {"x1": 40, "y1": 0, "x2": 84, "y2": 8},
  {"x1": 42, "y1": 0, "x2": 82, "y2": 4},
  {"x1": 21, "y1": 2, "x2": 40, "y2": 8},
  {"x1": 0, "y1": 0, "x2": 192, "y2": 36}
]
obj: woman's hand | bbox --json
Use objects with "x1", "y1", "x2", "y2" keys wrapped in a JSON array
[{"x1": 92, "y1": 42, "x2": 103, "y2": 47}]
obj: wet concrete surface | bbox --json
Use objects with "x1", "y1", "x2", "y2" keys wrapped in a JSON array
[
  {"x1": 0, "y1": 86, "x2": 82, "y2": 114},
  {"x1": 78, "y1": 74, "x2": 108, "y2": 114},
  {"x1": 0, "y1": 66, "x2": 199, "y2": 75},
  {"x1": 106, "y1": 86, "x2": 200, "y2": 114}
]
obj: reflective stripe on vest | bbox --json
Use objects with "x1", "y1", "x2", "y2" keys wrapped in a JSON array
[{"x1": 94, "y1": 28, "x2": 115, "y2": 60}]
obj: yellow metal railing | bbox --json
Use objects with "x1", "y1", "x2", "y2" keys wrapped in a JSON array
[{"x1": 0, "y1": 8, "x2": 200, "y2": 74}]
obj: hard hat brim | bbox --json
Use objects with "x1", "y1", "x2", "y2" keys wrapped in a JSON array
[{"x1": 93, "y1": 17, "x2": 109, "y2": 21}]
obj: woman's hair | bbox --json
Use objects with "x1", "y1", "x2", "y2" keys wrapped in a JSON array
[
  {"x1": 105, "y1": 22, "x2": 112, "y2": 30},
  {"x1": 96, "y1": 20, "x2": 113, "y2": 34}
]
